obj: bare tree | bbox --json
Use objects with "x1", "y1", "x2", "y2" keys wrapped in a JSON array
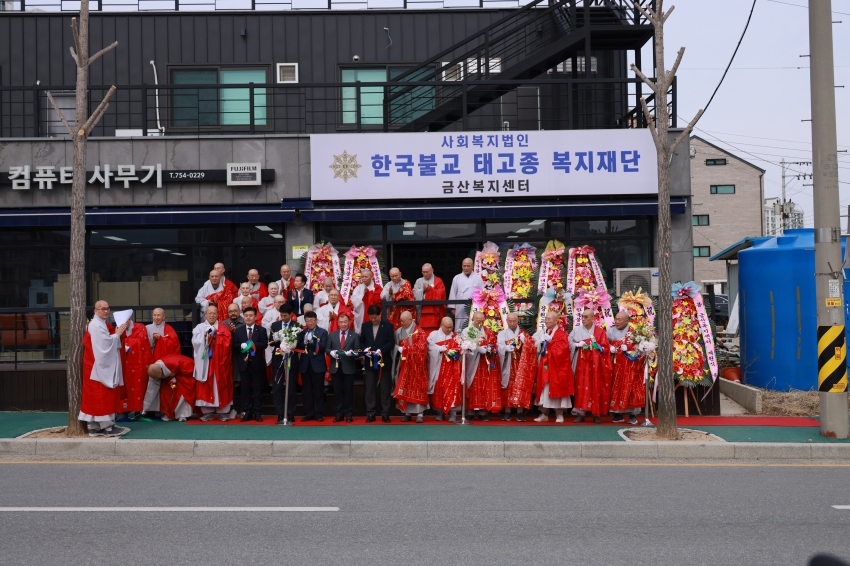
[
  {"x1": 45, "y1": 0, "x2": 118, "y2": 437},
  {"x1": 630, "y1": 0, "x2": 703, "y2": 440}
]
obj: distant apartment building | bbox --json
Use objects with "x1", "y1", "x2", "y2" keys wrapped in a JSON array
[
  {"x1": 690, "y1": 136, "x2": 765, "y2": 291},
  {"x1": 764, "y1": 197, "x2": 805, "y2": 236}
]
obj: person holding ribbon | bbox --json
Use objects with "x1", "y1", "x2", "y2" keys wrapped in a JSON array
[
  {"x1": 270, "y1": 304, "x2": 300, "y2": 424},
  {"x1": 532, "y1": 310, "x2": 573, "y2": 422},
  {"x1": 414, "y1": 263, "x2": 446, "y2": 334},
  {"x1": 569, "y1": 307, "x2": 612, "y2": 423},
  {"x1": 428, "y1": 316, "x2": 462, "y2": 422},
  {"x1": 328, "y1": 313, "x2": 361, "y2": 423},
  {"x1": 381, "y1": 267, "x2": 417, "y2": 330},
  {"x1": 296, "y1": 311, "x2": 329, "y2": 422},
  {"x1": 191, "y1": 304, "x2": 235, "y2": 422},
  {"x1": 464, "y1": 311, "x2": 502, "y2": 420},
  {"x1": 350, "y1": 268, "x2": 383, "y2": 334},
  {"x1": 392, "y1": 311, "x2": 430, "y2": 422},
  {"x1": 360, "y1": 305, "x2": 395, "y2": 423},
  {"x1": 232, "y1": 306, "x2": 269, "y2": 422},
  {"x1": 607, "y1": 310, "x2": 645, "y2": 425},
  {"x1": 147, "y1": 353, "x2": 196, "y2": 422},
  {"x1": 498, "y1": 312, "x2": 536, "y2": 422}
]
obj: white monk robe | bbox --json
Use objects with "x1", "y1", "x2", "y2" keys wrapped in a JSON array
[
  {"x1": 191, "y1": 320, "x2": 233, "y2": 415},
  {"x1": 258, "y1": 296, "x2": 276, "y2": 316},
  {"x1": 448, "y1": 272, "x2": 484, "y2": 330},
  {"x1": 195, "y1": 279, "x2": 225, "y2": 314},
  {"x1": 497, "y1": 326, "x2": 523, "y2": 390},
  {"x1": 314, "y1": 289, "x2": 331, "y2": 308},
  {"x1": 232, "y1": 293, "x2": 252, "y2": 309},
  {"x1": 316, "y1": 302, "x2": 344, "y2": 331},
  {"x1": 427, "y1": 328, "x2": 453, "y2": 397},
  {"x1": 533, "y1": 328, "x2": 571, "y2": 409},
  {"x1": 79, "y1": 316, "x2": 124, "y2": 427},
  {"x1": 262, "y1": 309, "x2": 279, "y2": 366},
  {"x1": 350, "y1": 282, "x2": 381, "y2": 334},
  {"x1": 276, "y1": 277, "x2": 294, "y2": 295}
]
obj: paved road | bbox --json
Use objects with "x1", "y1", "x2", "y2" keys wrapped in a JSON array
[{"x1": 0, "y1": 461, "x2": 848, "y2": 565}]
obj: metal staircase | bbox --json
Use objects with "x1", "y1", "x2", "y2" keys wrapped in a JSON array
[{"x1": 384, "y1": 0, "x2": 655, "y2": 132}]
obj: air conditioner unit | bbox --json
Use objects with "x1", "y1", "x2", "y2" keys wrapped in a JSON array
[{"x1": 615, "y1": 267, "x2": 659, "y2": 297}]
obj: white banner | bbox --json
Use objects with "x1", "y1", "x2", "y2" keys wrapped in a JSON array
[{"x1": 311, "y1": 129, "x2": 658, "y2": 201}]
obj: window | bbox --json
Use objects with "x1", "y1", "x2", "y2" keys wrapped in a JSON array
[
  {"x1": 387, "y1": 222, "x2": 480, "y2": 240},
  {"x1": 276, "y1": 63, "x2": 299, "y2": 84},
  {"x1": 710, "y1": 185, "x2": 736, "y2": 194},
  {"x1": 341, "y1": 66, "x2": 435, "y2": 127},
  {"x1": 693, "y1": 246, "x2": 711, "y2": 257},
  {"x1": 549, "y1": 56, "x2": 598, "y2": 74},
  {"x1": 692, "y1": 215, "x2": 710, "y2": 226},
  {"x1": 171, "y1": 67, "x2": 268, "y2": 128},
  {"x1": 486, "y1": 220, "x2": 547, "y2": 240},
  {"x1": 705, "y1": 158, "x2": 727, "y2": 166}
]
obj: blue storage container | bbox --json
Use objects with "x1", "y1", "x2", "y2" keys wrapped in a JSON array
[{"x1": 739, "y1": 229, "x2": 846, "y2": 391}]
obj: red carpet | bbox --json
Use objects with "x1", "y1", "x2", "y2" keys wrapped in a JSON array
[{"x1": 184, "y1": 415, "x2": 820, "y2": 427}]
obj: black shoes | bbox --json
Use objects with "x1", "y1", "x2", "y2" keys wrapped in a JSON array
[
  {"x1": 382, "y1": 414, "x2": 390, "y2": 423},
  {"x1": 611, "y1": 415, "x2": 625, "y2": 423},
  {"x1": 593, "y1": 416, "x2": 602, "y2": 424},
  {"x1": 478, "y1": 414, "x2": 490, "y2": 422},
  {"x1": 366, "y1": 415, "x2": 376, "y2": 423},
  {"x1": 502, "y1": 413, "x2": 511, "y2": 421},
  {"x1": 255, "y1": 415, "x2": 263, "y2": 422},
  {"x1": 301, "y1": 416, "x2": 315, "y2": 422},
  {"x1": 401, "y1": 415, "x2": 411, "y2": 422},
  {"x1": 240, "y1": 414, "x2": 252, "y2": 422},
  {"x1": 346, "y1": 416, "x2": 353, "y2": 423},
  {"x1": 315, "y1": 416, "x2": 324, "y2": 422},
  {"x1": 333, "y1": 416, "x2": 344, "y2": 423},
  {"x1": 516, "y1": 413, "x2": 526, "y2": 422},
  {"x1": 628, "y1": 415, "x2": 639, "y2": 425}
]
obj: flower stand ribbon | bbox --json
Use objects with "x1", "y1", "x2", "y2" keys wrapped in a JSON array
[
  {"x1": 537, "y1": 240, "x2": 566, "y2": 294},
  {"x1": 304, "y1": 243, "x2": 341, "y2": 295},
  {"x1": 340, "y1": 245, "x2": 382, "y2": 304}
]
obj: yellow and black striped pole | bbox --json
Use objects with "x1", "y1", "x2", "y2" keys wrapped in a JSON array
[{"x1": 817, "y1": 325, "x2": 847, "y2": 393}]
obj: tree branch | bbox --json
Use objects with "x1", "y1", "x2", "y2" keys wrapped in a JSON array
[
  {"x1": 666, "y1": 46, "x2": 685, "y2": 86},
  {"x1": 630, "y1": 63, "x2": 659, "y2": 93},
  {"x1": 639, "y1": 96, "x2": 661, "y2": 147},
  {"x1": 87, "y1": 41, "x2": 118, "y2": 68},
  {"x1": 670, "y1": 108, "x2": 705, "y2": 154},
  {"x1": 45, "y1": 91, "x2": 74, "y2": 137},
  {"x1": 81, "y1": 85, "x2": 117, "y2": 135},
  {"x1": 69, "y1": 46, "x2": 79, "y2": 66},
  {"x1": 661, "y1": 4, "x2": 675, "y2": 24},
  {"x1": 71, "y1": 18, "x2": 81, "y2": 64},
  {"x1": 635, "y1": 2, "x2": 656, "y2": 26}
]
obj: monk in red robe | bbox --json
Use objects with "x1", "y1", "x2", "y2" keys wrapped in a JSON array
[
  {"x1": 247, "y1": 268, "x2": 269, "y2": 301},
  {"x1": 607, "y1": 310, "x2": 646, "y2": 425},
  {"x1": 79, "y1": 300, "x2": 130, "y2": 437},
  {"x1": 191, "y1": 304, "x2": 235, "y2": 421},
  {"x1": 463, "y1": 311, "x2": 502, "y2": 419},
  {"x1": 196, "y1": 270, "x2": 236, "y2": 323},
  {"x1": 116, "y1": 317, "x2": 153, "y2": 416},
  {"x1": 533, "y1": 310, "x2": 574, "y2": 422},
  {"x1": 350, "y1": 268, "x2": 383, "y2": 333},
  {"x1": 414, "y1": 263, "x2": 446, "y2": 333},
  {"x1": 147, "y1": 354, "x2": 196, "y2": 421},
  {"x1": 498, "y1": 313, "x2": 537, "y2": 422},
  {"x1": 382, "y1": 268, "x2": 417, "y2": 330},
  {"x1": 428, "y1": 317, "x2": 462, "y2": 421},
  {"x1": 147, "y1": 308, "x2": 181, "y2": 358},
  {"x1": 214, "y1": 262, "x2": 239, "y2": 297},
  {"x1": 392, "y1": 312, "x2": 430, "y2": 421},
  {"x1": 569, "y1": 307, "x2": 612, "y2": 422}
]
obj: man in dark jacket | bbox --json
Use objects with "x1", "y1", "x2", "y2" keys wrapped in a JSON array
[
  {"x1": 327, "y1": 313, "x2": 361, "y2": 423},
  {"x1": 269, "y1": 304, "x2": 300, "y2": 424},
  {"x1": 359, "y1": 305, "x2": 396, "y2": 422},
  {"x1": 231, "y1": 307, "x2": 269, "y2": 422},
  {"x1": 295, "y1": 311, "x2": 328, "y2": 422},
  {"x1": 288, "y1": 273, "x2": 314, "y2": 317}
]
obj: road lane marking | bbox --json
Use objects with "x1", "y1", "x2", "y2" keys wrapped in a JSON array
[
  {"x1": 832, "y1": 505, "x2": 850, "y2": 509},
  {"x1": 0, "y1": 507, "x2": 338, "y2": 512}
]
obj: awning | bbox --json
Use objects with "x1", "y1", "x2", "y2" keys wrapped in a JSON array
[
  {"x1": 295, "y1": 197, "x2": 686, "y2": 223},
  {"x1": 709, "y1": 236, "x2": 768, "y2": 261},
  {"x1": 0, "y1": 206, "x2": 296, "y2": 227}
]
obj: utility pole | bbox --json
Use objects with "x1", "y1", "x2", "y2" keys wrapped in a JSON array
[
  {"x1": 781, "y1": 158, "x2": 787, "y2": 235},
  {"x1": 809, "y1": 0, "x2": 849, "y2": 438}
]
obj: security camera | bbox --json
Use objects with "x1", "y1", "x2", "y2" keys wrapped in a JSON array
[{"x1": 352, "y1": 55, "x2": 361, "y2": 62}]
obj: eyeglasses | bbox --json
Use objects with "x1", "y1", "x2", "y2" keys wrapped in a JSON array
[{"x1": 96, "y1": 307, "x2": 110, "y2": 311}]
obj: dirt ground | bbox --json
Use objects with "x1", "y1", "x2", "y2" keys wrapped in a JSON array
[
  {"x1": 622, "y1": 428, "x2": 724, "y2": 442},
  {"x1": 23, "y1": 427, "x2": 88, "y2": 439},
  {"x1": 759, "y1": 389, "x2": 850, "y2": 417}
]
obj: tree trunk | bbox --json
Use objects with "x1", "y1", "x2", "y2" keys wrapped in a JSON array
[{"x1": 66, "y1": 2, "x2": 92, "y2": 437}]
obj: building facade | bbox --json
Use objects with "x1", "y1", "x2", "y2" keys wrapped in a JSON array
[
  {"x1": 0, "y1": 3, "x2": 694, "y2": 368},
  {"x1": 690, "y1": 136, "x2": 764, "y2": 292},
  {"x1": 764, "y1": 196, "x2": 804, "y2": 236}
]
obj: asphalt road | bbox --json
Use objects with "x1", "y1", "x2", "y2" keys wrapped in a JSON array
[{"x1": 0, "y1": 462, "x2": 848, "y2": 565}]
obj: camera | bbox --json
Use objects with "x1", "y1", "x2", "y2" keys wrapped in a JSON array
[{"x1": 352, "y1": 55, "x2": 361, "y2": 62}]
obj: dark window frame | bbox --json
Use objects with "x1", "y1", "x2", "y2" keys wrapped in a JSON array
[
  {"x1": 705, "y1": 158, "x2": 727, "y2": 166},
  {"x1": 167, "y1": 65, "x2": 272, "y2": 131},
  {"x1": 692, "y1": 215, "x2": 710, "y2": 226},
  {"x1": 710, "y1": 184, "x2": 736, "y2": 194},
  {"x1": 693, "y1": 246, "x2": 711, "y2": 257}
]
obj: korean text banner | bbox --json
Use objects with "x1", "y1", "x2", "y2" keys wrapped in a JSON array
[{"x1": 311, "y1": 129, "x2": 658, "y2": 201}]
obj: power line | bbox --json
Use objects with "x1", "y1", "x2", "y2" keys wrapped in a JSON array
[
  {"x1": 699, "y1": 0, "x2": 759, "y2": 117},
  {"x1": 699, "y1": 129, "x2": 849, "y2": 149},
  {"x1": 766, "y1": 0, "x2": 850, "y2": 16}
]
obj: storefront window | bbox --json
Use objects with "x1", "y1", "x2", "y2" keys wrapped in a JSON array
[
  {"x1": 387, "y1": 221, "x2": 480, "y2": 240},
  {"x1": 580, "y1": 239, "x2": 651, "y2": 286},
  {"x1": 91, "y1": 227, "x2": 231, "y2": 245},
  {"x1": 0, "y1": 248, "x2": 70, "y2": 308},
  {"x1": 0, "y1": 230, "x2": 71, "y2": 246},
  {"x1": 318, "y1": 223, "x2": 383, "y2": 242},
  {"x1": 234, "y1": 224, "x2": 286, "y2": 243},
  {"x1": 486, "y1": 219, "x2": 547, "y2": 240},
  {"x1": 570, "y1": 220, "x2": 610, "y2": 237}
]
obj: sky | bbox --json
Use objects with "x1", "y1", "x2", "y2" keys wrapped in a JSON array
[{"x1": 637, "y1": 0, "x2": 850, "y2": 228}]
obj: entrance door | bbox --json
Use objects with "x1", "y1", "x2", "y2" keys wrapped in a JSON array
[{"x1": 391, "y1": 243, "x2": 479, "y2": 288}]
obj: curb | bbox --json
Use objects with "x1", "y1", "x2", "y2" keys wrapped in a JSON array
[{"x1": 0, "y1": 438, "x2": 849, "y2": 461}]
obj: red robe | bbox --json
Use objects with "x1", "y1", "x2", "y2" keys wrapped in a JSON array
[
  {"x1": 152, "y1": 323, "x2": 181, "y2": 359},
  {"x1": 393, "y1": 329, "x2": 430, "y2": 411},
  {"x1": 195, "y1": 322, "x2": 234, "y2": 408},
  {"x1": 419, "y1": 277, "x2": 446, "y2": 333},
  {"x1": 536, "y1": 327, "x2": 574, "y2": 402},
  {"x1": 250, "y1": 281, "x2": 269, "y2": 301},
  {"x1": 572, "y1": 325, "x2": 612, "y2": 417},
  {"x1": 207, "y1": 286, "x2": 236, "y2": 323},
  {"x1": 158, "y1": 354, "x2": 196, "y2": 420},
  {"x1": 325, "y1": 304, "x2": 354, "y2": 333},
  {"x1": 387, "y1": 280, "x2": 416, "y2": 330},
  {"x1": 80, "y1": 324, "x2": 119, "y2": 418},
  {"x1": 116, "y1": 323, "x2": 153, "y2": 413},
  {"x1": 432, "y1": 338, "x2": 462, "y2": 413},
  {"x1": 502, "y1": 329, "x2": 538, "y2": 410},
  {"x1": 467, "y1": 328, "x2": 502, "y2": 412},
  {"x1": 354, "y1": 284, "x2": 384, "y2": 324},
  {"x1": 223, "y1": 278, "x2": 239, "y2": 297},
  {"x1": 609, "y1": 337, "x2": 647, "y2": 412}
]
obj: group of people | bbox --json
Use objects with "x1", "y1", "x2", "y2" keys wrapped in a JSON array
[{"x1": 78, "y1": 259, "x2": 649, "y2": 435}]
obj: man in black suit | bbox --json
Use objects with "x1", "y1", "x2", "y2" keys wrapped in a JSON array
[
  {"x1": 288, "y1": 273, "x2": 314, "y2": 317},
  {"x1": 295, "y1": 311, "x2": 328, "y2": 422},
  {"x1": 360, "y1": 304, "x2": 396, "y2": 422},
  {"x1": 269, "y1": 304, "x2": 300, "y2": 425},
  {"x1": 231, "y1": 307, "x2": 269, "y2": 422},
  {"x1": 328, "y1": 313, "x2": 361, "y2": 423}
]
